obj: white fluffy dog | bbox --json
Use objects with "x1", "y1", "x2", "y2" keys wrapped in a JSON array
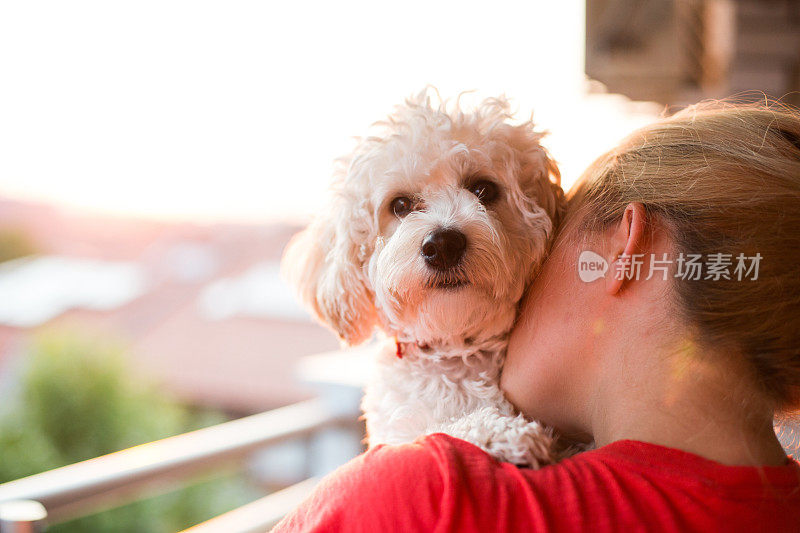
[{"x1": 281, "y1": 88, "x2": 565, "y2": 467}]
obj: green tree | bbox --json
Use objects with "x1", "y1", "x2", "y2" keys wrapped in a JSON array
[{"x1": 0, "y1": 332, "x2": 259, "y2": 532}]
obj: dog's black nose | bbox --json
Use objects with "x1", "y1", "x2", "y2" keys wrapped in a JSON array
[{"x1": 421, "y1": 228, "x2": 467, "y2": 270}]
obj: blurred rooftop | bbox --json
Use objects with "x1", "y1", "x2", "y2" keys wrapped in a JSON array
[{"x1": 0, "y1": 196, "x2": 340, "y2": 414}]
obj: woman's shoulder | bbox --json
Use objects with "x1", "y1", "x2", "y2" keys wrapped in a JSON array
[
  {"x1": 273, "y1": 433, "x2": 800, "y2": 532},
  {"x1": 272, "y1": 433, "x2": 611, "y2": 532},
  {"x1": 271, "y1": 435, "x2": 449, "y2": 532},
  {"x1": 419, "y1": 434, "x2": 800, "y2": 503}
]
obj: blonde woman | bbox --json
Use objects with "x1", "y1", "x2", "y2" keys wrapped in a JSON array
[{"x1": 274, "y1": 100, "x2": 800, "y2": 532}]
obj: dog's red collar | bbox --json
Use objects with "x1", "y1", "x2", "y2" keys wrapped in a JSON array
[{"x1": 394, "y1": 339, "x2": 431, "y2": 359}]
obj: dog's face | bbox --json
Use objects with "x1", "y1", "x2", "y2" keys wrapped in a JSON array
[{"x1": 282, "y1": 90, "x2": 564, "y2": 350}]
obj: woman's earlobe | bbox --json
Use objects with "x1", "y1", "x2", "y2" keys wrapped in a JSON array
[{"x1": 604, "y1": 252, "x2": 626, "y2": 295}]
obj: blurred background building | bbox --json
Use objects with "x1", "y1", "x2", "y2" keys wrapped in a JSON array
[{"x1": 586, "y1": 0, "x2": 800, "y2": 106}]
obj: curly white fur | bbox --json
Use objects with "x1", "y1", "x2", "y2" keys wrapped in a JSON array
[{"x1": 281, "y1": 87, "x2": 565, "y2": 467}]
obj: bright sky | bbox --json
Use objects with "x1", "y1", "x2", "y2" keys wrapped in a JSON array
[{"x1": 0, "y1": 1, "x2": 658, "y2": 224}]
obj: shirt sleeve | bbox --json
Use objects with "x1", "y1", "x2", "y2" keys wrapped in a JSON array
[{"x1": 272, "y1": 439, "x2": 446, "y2": 532}]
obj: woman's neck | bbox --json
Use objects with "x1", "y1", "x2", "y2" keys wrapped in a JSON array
[{"x1": 590, "y1": 339, "x2": 789, "y2": 467}]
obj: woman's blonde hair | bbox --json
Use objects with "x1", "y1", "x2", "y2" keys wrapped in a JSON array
[{"x1": 568, "y1": 99, "x2": 800, "y2": 411}]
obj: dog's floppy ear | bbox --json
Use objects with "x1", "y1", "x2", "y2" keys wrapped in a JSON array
[
  {"x1": 280, "y1": 187, "x2": 378, "y2": 346},
  {"x1": 499, "y1": 121, "x2": 566, "y2": 234}
]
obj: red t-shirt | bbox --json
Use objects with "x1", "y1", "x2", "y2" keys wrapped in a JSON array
[{"x1": 273, "y1": 433, "x2": 800, "y2": 532}]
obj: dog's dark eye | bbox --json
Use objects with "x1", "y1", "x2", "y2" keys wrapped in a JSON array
[
  {"x1": 391, "y1": 196, "x2": 414, "y2": 218},
  {"x1": 467, "y1": 179, "x2": 499, "y2": 204}
]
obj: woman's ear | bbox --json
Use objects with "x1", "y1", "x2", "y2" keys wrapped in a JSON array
[
  {"x1": 280, "y1": 192, "x2": 378, "y2": 346},
  {"x1": 605, "y1": 202, "x2": 647, "y2": 295}
]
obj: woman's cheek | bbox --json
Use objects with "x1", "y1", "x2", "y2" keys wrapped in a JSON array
[
  {"x1": 502, "y1": 286, "x2": 567, "y2": 415},
  {"x1": 501, "y1": 235, "x2": 591, "y2": 422},
  {"x1": 502, "y1": 305, "x2": 537, "y2": 413},
  {"x1": 503, "y1": 304, "x2": 571, "y2": 419}
]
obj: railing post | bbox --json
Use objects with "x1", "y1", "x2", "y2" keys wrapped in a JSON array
[{"x1": 0, "y1": 500, "x2": 47, "y2": 533}]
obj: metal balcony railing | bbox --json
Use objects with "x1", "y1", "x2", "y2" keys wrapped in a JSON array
[{"x1": 0, "y1": 397, "x2": 362, "y2": 532}]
